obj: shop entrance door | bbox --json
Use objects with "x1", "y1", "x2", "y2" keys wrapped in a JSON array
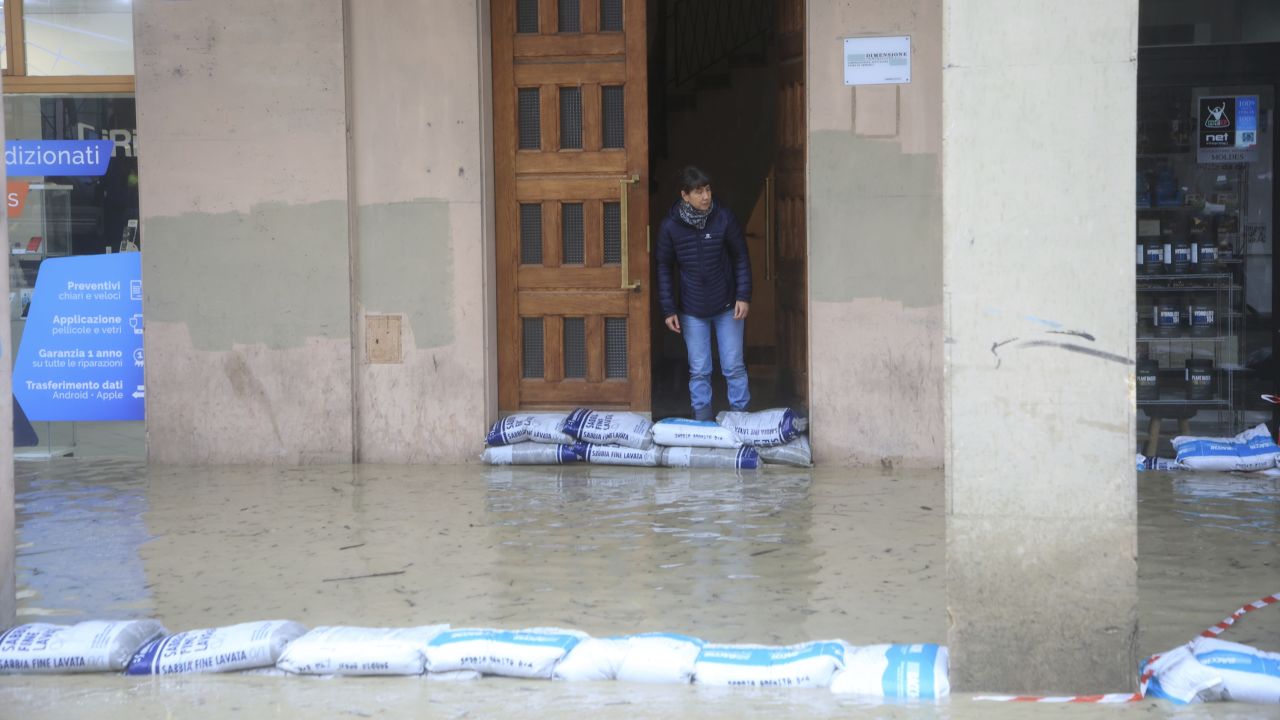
[
  {"x1": 773, "y1": 0, "x2": 809, "y2": 408},
  {"x1": 492, "y1": 0, "x2": 650, "y2": 411}
]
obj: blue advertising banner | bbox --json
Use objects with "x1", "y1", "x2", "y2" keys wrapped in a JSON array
[
  {"x1": 13, "y1": 253, "x2": 144, "y2": 421},
  {"x1": 5, "y1": 140, "x2": 115, "y2": 177}
]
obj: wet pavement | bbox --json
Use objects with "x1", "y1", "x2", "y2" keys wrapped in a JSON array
[{"x1": 1, "y1": 461, "x2": 1277, "y2": 718}]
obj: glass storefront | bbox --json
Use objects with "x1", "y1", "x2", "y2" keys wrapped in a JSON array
[
  {"x1": 1137, "y1": 2, "x2": 1280, "y2": 456},
  {"x1": 6, "y1": 93, "x2": 142, "y2": 458},
  {"x1": 22, "y1": 0, "x2": 135, "y2": 76}
]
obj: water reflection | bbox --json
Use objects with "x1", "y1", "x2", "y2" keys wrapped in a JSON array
[
  {"x1": 14, "y1": 459, "x2": 152, "y2": 620},
  {"x1": 1138, "y1": 470, "x2": 1279, "y2": 654},
  {"x1": 480, "y1": 466, "x2": 822, "y2": 642},
  {"x1": 2, "y1": 461, "x2": 1276, "y2": 719}
]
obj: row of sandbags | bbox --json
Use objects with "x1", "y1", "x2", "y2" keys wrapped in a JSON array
[
  {"x1": 6, "y1": 619, "x2": 1277, "y2": 704},
  {"x1": 0, "y1": 619, "x2": 946, "y2": 698},
  {"x1": 481, "y1": 408, "x2": 813, "y2": 469},
  {"x1": 1139, "y1": 423, "x2": 1280, "y2": 473}
]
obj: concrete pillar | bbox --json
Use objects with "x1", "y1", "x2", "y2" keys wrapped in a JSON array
[
  {"x1": 134, "y1": 0, "x2": 354, "y2": 464},
  {"x1": 346, "y1": 0, "x2": 496, "y2": 463},
  {"x1": 807, "y1": 1, "x2": 944, "y2": 468},
  {"x1": 0, "y1": 75, "x2": 15, "y2": 628},
  {"x1": 943, "y1": 0, "x2": 1139, "y2": 693}
]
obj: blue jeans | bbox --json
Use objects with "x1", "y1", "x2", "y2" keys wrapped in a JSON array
[{"x1": 680, "y1": 308, "x2": 749, "y2": 418}]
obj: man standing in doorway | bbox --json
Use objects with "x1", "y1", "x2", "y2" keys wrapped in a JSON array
[{"x1": 657, "y1": 166, "x2": 753, "y2": 421}]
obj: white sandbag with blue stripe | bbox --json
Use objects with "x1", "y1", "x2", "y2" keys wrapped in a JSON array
[
  {"x1": 0, "y1": 620, "x2": 165, "y2": 674},
  {"x1": 575, "y1": 442, "x2": 662, "y2": 467},
  {"x1": 614, "y1": 633, "x2": 705, "y2": 684},
  {"x1": 425, "y1": 628, "x2": 586, "y2": 679},
  {"x1": 661, "y1": 446, "x2": 760, "y2": 470},
  {"x1": 1173, "y1": 423, "x2": 1280, "y2": 472},
  {"x1": 758, "y1": 435, "x2": 813, "y2": 467},
  {"x1": 276, "y1": 625, "x2": 449, "y2": 675},
  {"x1": 1141, "y1": 644, "x2": 1226, "y2": 704},
  {"x1": 651, "y1": 418, "x2": 741, "y2": 448},
  {"x1": 715, "y1": 408, "x2": 804, "y2": 447},
  {"x1": 1191, "y1": 636, "x2": 1280, "y2": 704},
  {"x1": 485, "y1": 413, "x2": 574, "y2": 446},
  {"x1": 693, "y1": 640, "x2": 845, "y2": 688},
  {"x1": 481, "y1": 443, "x2": 579, "y2": 465},
  {"x1": 829, "y1": 643, "x2": 950, "y2": 699},
  {"x1": 561, "y1": 409, "x2": 654, "y2": 449},
  {"x1": 127, "y1": 620, "x2": 306, "y2": 675},
  {"x1": 553, "y1": 637, "x2": 628, "y2": 681}
]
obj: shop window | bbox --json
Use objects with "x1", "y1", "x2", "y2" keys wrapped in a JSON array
[
  {"x1": 1140, "y1": 0, "x2": 1280, "y2": 46},
  {"x1": 3, "y1": 0, "x2": 134, "y2": 91},
  {"x1": 3, "y1": 3, "x2": 139, "y2": 457},
  {"x1": 24, "y1": 0, "x2": 133, "y2": 76}
]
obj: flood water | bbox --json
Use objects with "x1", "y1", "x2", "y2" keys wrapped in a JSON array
[{"x1": 1, "y1": 461, "x2": 1276, "y2": 719}]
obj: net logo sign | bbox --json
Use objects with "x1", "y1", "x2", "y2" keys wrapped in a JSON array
[
  {"x1": 1198, "y1": 96, "x2": 1258, "y2": 163},
  {"x1": 5, "y1": 139, "x2": 115, "y2": 177},
  {"x1": 13, "y1": 253, "x2": 144, "y2": 421}
]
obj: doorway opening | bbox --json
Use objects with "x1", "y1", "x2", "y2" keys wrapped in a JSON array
[{"x1": 646, "y1": 0, "x2": 807, "y2": 420}]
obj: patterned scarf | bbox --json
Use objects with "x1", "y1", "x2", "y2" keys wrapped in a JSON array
[{"x1": 678, "y1": 199, "x2": 714, "y2": 230}]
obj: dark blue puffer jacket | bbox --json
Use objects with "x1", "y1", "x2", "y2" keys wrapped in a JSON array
[{"x1": 656, "y1": 201, "x2": 752, "y2": 319}]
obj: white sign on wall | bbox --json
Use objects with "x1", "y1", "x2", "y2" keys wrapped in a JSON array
[{"x1": 843, "y1": 36, "x2": 911, "y2": 86}]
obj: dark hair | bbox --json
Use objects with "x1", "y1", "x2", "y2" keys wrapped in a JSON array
[{"x1": 677, "y1": 165, "x2": 712, "y2": 193}]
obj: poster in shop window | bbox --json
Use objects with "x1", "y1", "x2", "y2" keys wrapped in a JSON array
[
  {"x1": 1198, "y1": 95, "x2": 1259, "y2": 164},
  {"x1": 12, "y1": 253, "x2": 144, "y2": 421}
]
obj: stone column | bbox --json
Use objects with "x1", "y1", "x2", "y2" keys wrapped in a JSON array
[
  {"x1": 943, "y1": 0, "x2": 1139, "y2": 693},
  {"x1": 0, "y1": 72, "x2": 15, "y2": 628},
  {"x1": 134, "y1": 0, "x2": 354, "y2": 464}
]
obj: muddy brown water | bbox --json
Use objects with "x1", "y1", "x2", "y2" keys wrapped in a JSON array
[{"x1": 1, "y1": 461, "x2": 1276, "y2": 718}]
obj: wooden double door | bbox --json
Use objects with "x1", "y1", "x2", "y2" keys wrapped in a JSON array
[
  {"x1": 493, "y1": 0, "x2": 649, "y2": 411},
  {"x1": 492, "y1": 0, "x2": 807, "y2": 412}
]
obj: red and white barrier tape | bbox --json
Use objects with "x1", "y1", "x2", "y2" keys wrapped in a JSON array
[
  {"x1": 977, "y1": 592, "x2": 1280, "y2": 704},
  {"x1": 1198, "y1": 592, "x2": 1279, "y2": 639},
  {"x1": 974, "y1": 693, "x2": 1140, "y2": 703}
]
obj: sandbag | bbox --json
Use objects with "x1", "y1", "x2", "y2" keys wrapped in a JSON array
[
  {"x1": 693, "y1": 641, "x2": 845, "y2": 688},
  {"x1": 829, "y1": 643, "x2": 950, "y2": 700},
  {"x1": 614, "y1": 633, "x2": 704, "y2": 684},
  {"x1": 0, "y1": 620, "x2": 165, "y2": 673},
  {"x1": 485, "y1": 413, "x2": 574, "y2": 446},
  {"x1": 662, "y1": 446, "x2": 760, "y2": 470},
  {"x1": 481, "y1": 443, "x2": 579, "y2": 465},
  {"x1": 276, "y1": 625, "x2": 448, "y2": 675},
  {"x1": 1173, "y1": 423, "x2": 1280, "y2": 472},
  {"x1": 651, "y1": 419, "x2": 741, "y2": 449},
  {"x1": 561, "y1": 409, "x2": 654, "y2": 449},
  {"x1": 127, "y1": 620, "x2": 306, "y2": 675},
  {"x1": 1136, "y1": 454, "x2": 1182, "y2": 471},
  {"x1": 553, "y1": 637, "x2": 627, "y2": 681},
  {"x1": 715, "y1": 408, "x2": 803, "y2": 447},
  {"x1": 425, "y1": 628, "x2": 586, "y2": 679},
  {"x1": 757, "y1": 435, "x2": 812, "y2": 467},
  {"x1": 1191, "y1": 636, "x2": 1280, "y2": 704},
  {"x1": 1141, "y1": 644, "x2": 1226, "y2": 704},
  {"x1": 575, "y1": 443, "x2": 662, "y2": 467}
]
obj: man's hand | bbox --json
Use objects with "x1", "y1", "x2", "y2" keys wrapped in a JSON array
[
  {"x1": 665, "y1": 315, "x2": 681, "y2": 333},
  {"x1": 733, "y1": 300, "x2": 750, "y2": 320}
]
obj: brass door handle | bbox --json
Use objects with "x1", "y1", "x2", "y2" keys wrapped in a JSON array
[{"x1": 620, "y1": 174, "x2": 641, "y2": 291}]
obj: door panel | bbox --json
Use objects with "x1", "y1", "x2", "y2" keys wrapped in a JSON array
[
  {"x1": 774, "y1": 0, "x2": 808, "y2": 409},
  {"x1": 493, "y1": 0, "x2": 650, "y2": 411}
]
